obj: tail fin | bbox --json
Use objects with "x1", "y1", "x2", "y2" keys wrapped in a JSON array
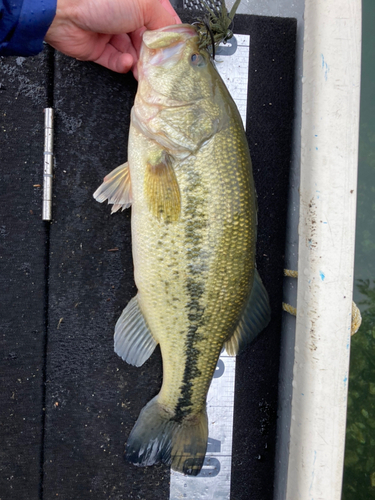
[{"x1": 125, "y1": 396, "x2": 208, "y2": 476}]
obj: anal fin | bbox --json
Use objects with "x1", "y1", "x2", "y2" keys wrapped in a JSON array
[
  {"x1": 93, "y1": 162, "x2": 132, "y2": 213},
  {"x1": 114, "y1": 295, "x2": 157, "y2": 367},
  {"x1": 225, "y1": 269, "x2": 271, "y2": 356}
]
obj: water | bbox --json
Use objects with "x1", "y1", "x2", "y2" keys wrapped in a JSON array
[{"x1": 342, "y1": 1, "x2": 375, "y2": 498}]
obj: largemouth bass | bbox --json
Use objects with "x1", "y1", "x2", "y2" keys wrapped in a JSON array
[{"x1": 94, "y1": 24, "x2": 271, "y2": 476}]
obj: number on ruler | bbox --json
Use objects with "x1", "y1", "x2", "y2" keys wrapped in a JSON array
[
  {"x1": 216, "y1": 35, "x2": 238, "y2": 56},
  {"x1": 191, "y1": 457, "x2": 221, "y2": 478},
  {"x1": 206, "y1": 437, "x2": 221, "y2": 453},
  {"x1": 213, "y1": 358, "x2": 225, "y2": 378}
]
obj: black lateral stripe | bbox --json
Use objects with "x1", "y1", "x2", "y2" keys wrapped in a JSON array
[
  {"x1": 173, "y1": 183, "x2": 208, "y2": 422},
  {"x1": 173, "y1": 278, "x2": 205, "y2": 422}
]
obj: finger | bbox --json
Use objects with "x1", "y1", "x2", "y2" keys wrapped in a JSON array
[
  {"x1": 141, "y1": 0, "x2": 179, "y2": 30},
  {"x1": 159, "y1": 0, "x2": 182, "y2": 24},
  {"x1": 128, "y1": 28, "x2": 146, "y2": 80},
  {"x1": 132, "y1": 62, "x2": 139, "y2": 81},
  {"x1": 130, "y1": 28, "x2": 146, "y2": 59},
  {"x1": 110, "y1": 34, "x2": 138, "y2": 61},
  {"x1": 93, "y1": 43, "x2": 134, "y2": 73},
  {"x1": 110, "y1": 34, "x2": 139, "y2": 76}
]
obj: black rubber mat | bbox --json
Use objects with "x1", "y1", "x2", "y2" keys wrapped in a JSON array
[
  {"x1": 0, "y1": 49, "x2": 51, "y2": 499},
  {"x1": 0, "y1": 12, "x2": 296, "y2": 500}
]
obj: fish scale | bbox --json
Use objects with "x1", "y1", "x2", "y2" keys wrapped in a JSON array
[{"x1": 131, "y1": 111, "x2": 255, "y2": 417}]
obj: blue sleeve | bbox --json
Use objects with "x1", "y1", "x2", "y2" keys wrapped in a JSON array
[{"x1": 0, "y1": 0, "x2": 57, "y2": 56}]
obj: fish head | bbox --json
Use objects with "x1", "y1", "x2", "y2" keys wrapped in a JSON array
[
  {"x1": 138, "y1": 24, "x2": 214, "y2": 104},
  {"x1": 134, "y1": 24, "x2": 233, "y2": 154}
]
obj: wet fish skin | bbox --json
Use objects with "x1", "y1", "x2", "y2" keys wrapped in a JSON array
[{"x1": 94, "y1": 24, "x2": 270, "y2": 475}]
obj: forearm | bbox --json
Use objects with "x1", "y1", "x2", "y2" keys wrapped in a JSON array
[
  {"x1": 0, "y1": 0, "x2": 180, "y2": 73},
  {"x1": 0, "y1": 0, "x2": 57, "y2": 56}
]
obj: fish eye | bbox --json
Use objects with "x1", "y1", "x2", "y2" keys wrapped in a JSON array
[{"x1": 190, "y1": 53, "x2": 205, "y2": 67}]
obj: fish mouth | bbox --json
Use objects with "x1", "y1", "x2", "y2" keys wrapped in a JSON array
[
  {"x1": 140, "y1": 24, "x2": 198, "y2": 72},
  {"x1": 147, "y1": 42, "x2": 184, "y2": 68},
  {"x1": 142, "y1": 24, "x2": 197, "y2": 48},
  {"x1": 157, "y1": 24, "x2": 197, "y2": 34}
]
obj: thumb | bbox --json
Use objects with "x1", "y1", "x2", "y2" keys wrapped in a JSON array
[
  {"x1": 159, "y1": 0, "x2": 181, "y2": 24},
  {"x1": 142, "y1": 0, "x2": 181, "y2": 30}
]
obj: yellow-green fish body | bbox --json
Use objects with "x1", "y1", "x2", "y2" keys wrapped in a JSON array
[{"x1": 94, "y1": 24, "x2": 270, "y2": 476}]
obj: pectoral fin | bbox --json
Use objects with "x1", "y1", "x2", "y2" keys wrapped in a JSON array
[
  {"x1": 93, "y1": 162, "x2": 132, "y2": 213},
  {"x1": 144, "y1": 151, "x2": 181, "y2": 221},
  {"x1": 225, "y1": 269, "x2": 271, "y2": 356}
]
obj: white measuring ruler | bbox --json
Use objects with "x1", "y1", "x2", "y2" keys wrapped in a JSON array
[{"x1": 170, "y1": 34, "x2": 251, "y2": 500}]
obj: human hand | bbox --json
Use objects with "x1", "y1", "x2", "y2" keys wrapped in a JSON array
[{"x1": 44, "y1": 0, "x2": 181, "y2": 78}]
